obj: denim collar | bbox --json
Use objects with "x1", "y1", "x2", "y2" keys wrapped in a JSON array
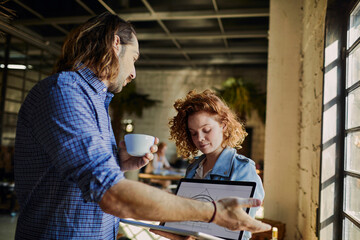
[
  {"x1": 186, "y1": 147, "x2": 236, "y2": 179},
  {"x1": 210, "y1": 147, "x2": 236, "y2": 178}
]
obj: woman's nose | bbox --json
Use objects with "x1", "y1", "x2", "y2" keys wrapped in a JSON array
[{"x1": 198, "y1": 133, "x2": 205, "y2": 142}]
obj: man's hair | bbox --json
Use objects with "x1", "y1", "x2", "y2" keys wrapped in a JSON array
[
  {"x1": 53, "y1": 12, "x2": 136, "y2": 81},
  {"x1": 169, "y1": 89, "x2": 247, "y2": 159}
]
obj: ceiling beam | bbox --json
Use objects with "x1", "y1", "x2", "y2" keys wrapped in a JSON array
[
  {"x1": 136, "y1": 58, "x2": 267, "y2": 66},
  {"x1": 141, "y1": 0, "x2": 192, "y2": 64},
  {"x1": 1, "y1": 24, "x2": 267, "y2": 57},
  {"x1": 2, "y1": 45, "x2": 267, "y2": 56},
  {"x1": 212, "y1": 0, "x2": 229, "y2": 49},
  {"x1": 13, "y1": 8, "x2": 269, "y2": 25},
  {"x1": 140, "y1": 46, "x2": 268, "y2": 54},
  {"x1": 45, "y1": 30, "x2": 268, "y2": 42},
  {"x1": 137, "y1": 31, "x2": 268, "y2": 40},
  {"x1": 0, "y1": 20, "x2": 61, "y2": 56},
  {"x1": 97, "y1": 0, "x2": 116, "y2": 14},
  {"x1": 76, "y1": 0, "x2": 96, "y2": 16},
  {"x1": 7, "y1": 56, "x2": 267, "y2": 66},
  {"x1": 13, "y1": 0, "x2": 69, "y2": 35}
]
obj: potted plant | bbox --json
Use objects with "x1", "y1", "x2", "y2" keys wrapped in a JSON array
[{"x1": 214, "y1": 77, "x2": 266, "y2": 123}]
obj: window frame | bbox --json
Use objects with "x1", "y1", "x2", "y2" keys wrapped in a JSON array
[
  {"x1": 343, "y1": 0, "x2": 360, "y2": 233},
  {"x1": 320, "y1": 0, "x2": 360, "y2": 239}
]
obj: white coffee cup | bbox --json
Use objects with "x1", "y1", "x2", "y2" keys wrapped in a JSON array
[{"x1": 124, "y1": 134, "x2": 155, "y2": 157}]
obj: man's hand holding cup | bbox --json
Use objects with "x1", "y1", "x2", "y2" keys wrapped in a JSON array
[{"x1": 119, "y1": 133, "x2": 159, "y2": 171}]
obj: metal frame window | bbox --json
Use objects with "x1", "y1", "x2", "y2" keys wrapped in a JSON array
[
  {"x1": 0, "y1": 34, "x2": 55, "y2": 146},
  {"x1": 343, "y1": 1, "x2": 360, "y2": 238},
  {"x1": 320, "y1": 0, "x2": 360, "y2": 239}
]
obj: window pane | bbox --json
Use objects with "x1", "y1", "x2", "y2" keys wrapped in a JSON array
[
  {"x1": 6, "y1": 88, "x2": 22, "y2": 101},
  {"x1": 347, "y1": 45, "x2": 360, "y2": 88},
  {"x1": 349, "y1": 3, "x2": 360, "y2": 47},
  {"x1": 3, "y1": 113, "x2": 17, "y2": 127},
  {"x1": 347, "y1": 87, "x2": 360, "y2": 129},
  {"x1": 4, "y1": 101, "x2": 21, "y2": 114},
  {"x1": 344, "y1": 175, "x2": 360, "y2": 222},
  {"x1": 346, "y1": 131, "x2": 360, "y2": 172},
  {"x1": 7, "y1": 73, "x2": 23, "y2": 89},
  {"x1": 344, "y1": 218, "x2": 360, "y2": 240},
  {"x1": 27, "y1": 70, "x2": 40, "y2": 82},
  {"x1": 25, "y1": 80, "x2": 36, "y2": 91}
]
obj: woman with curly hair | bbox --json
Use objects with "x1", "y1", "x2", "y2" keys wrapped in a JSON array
[{"x1": 152, "y1": 89, "x2": 264, "y2": 240}]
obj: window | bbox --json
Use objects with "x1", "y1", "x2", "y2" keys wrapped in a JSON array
[
  {"x1": 0, "y1": 34, "x2": 55, "y2": 146},
  {"x1": 343, "y1": 3, "x2": 360, "y2": 238},
  {"x1": 320, "y1": 1, "x2": 360, "y2": 239}
]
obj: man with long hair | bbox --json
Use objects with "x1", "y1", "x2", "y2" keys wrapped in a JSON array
[{"x1": 14, "y1": 12, "x2": 270, "y2": 239}]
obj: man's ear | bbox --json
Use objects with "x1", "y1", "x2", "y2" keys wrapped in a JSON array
[{"x1": 113, "y1": 35, "x2": 122, "y2": 55}]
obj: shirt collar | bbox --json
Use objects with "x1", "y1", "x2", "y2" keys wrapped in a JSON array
[
  {"x1": 76, "y1": 64, "x2": 109, "y2": 95},
  {"x1": 194, "y1": 157, "x2": 210, "y2": 179},
  {"x1": 209, "y1": 147, "x2": 236, "y2": 178},
  {"x1": 185, "y1": 147, "x2": 236, "y2": 179}
]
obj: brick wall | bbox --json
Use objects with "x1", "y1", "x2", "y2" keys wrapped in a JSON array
[
  {"x1": 265, "y1": 0, "x2": 326, "y2": 239},
  {"x1": 297, "y1": 0, "x2": 326, "y2": 239}
]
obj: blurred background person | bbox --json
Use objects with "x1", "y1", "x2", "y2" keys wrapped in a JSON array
[
  {"x1": 145, "y1": 142, "x2": 172, "y2": 189},
  {"x1": 146, "y1": 142, "x2": 171, "y2": 174}
]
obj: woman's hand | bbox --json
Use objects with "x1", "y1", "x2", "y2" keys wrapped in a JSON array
[{"x1": 118, "y1": 137, "x2": 159, "y2": 171}]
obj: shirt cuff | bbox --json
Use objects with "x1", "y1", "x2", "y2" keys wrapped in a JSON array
[{"x1": 82, "y1": 168, "x2": 124, "y2": 203}]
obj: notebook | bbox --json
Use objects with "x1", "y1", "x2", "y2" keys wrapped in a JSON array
[{"x1": 120, "y1": 178, "x2": 256, "y2": 240}]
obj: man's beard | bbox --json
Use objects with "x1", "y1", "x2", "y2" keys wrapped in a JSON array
[
  {"x1": 109, "y1": 52, "x2": 126, "y2": 93},
  {"x1": 108, "y1": 71, "x2": 126, "y2": 93}
]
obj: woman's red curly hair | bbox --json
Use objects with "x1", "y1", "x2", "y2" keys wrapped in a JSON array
[{"x1": 169, "y1": 89, "x2": 247, "y2": 159}]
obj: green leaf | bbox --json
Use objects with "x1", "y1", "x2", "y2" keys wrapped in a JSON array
[{"x1": 214, "y1": 77, "x2": 266, "y2": 123}]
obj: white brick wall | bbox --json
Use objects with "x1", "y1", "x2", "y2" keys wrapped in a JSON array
[
  {"x1": 265, "y1": 0, "x2": 326, "y2": 239},
  {"x1": 297, "y1": 0, "x2": 326, "y2": 239}
]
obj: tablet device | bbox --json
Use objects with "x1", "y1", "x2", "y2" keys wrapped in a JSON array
[
  {"x1": 120, "y1": 178, "x2": 256, "y2": 240},
  {"x1": 119, "y1": 218, "x2": 223, "y2": 240},
  {"x1": 165, "y1": 179, "x2": 256, "y2": 240}
]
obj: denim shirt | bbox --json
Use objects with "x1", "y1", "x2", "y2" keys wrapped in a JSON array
[{"x1": 185, "y1": 147, "x2": 265, "y2": 239}]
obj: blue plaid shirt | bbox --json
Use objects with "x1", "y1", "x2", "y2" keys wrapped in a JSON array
[{"x1": 14, "y1": 67, "x2": 124, "y2": 239}]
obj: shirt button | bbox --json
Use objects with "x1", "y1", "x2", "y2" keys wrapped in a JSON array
[{"x1": 103, "y1": 88, "x2": 106, "y2": 92}]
